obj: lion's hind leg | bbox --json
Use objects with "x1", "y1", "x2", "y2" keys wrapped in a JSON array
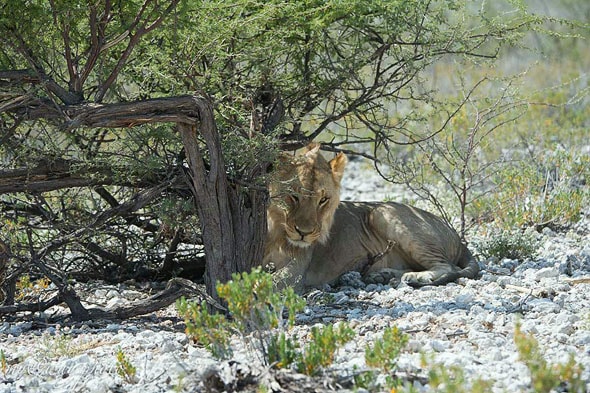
[
  {"x1": 368, "y1": 203, "x2": 466, "y2": 287},
  {"x1": 363, "y1": 264, "x2": 462, "y2": 288}
]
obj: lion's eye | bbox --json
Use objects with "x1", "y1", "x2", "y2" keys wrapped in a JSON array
[
  {"x1": 319, "y1": 196, "x2": 329, "y2": 205},
  {"x1": 290, "y1": 194, "x2": 299, "y2": 203}
]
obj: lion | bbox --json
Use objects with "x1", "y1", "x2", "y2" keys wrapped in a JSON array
[{"x1": 263, "y1": 143, "x2": 480, "y2": 292}]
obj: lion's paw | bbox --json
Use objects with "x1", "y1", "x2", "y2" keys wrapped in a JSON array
[
  {"x1": 401, "y1": 271, "x2": 437, "y2": 287},
  {"x1": 338, "y1": 271, "x2": 365, "y2": 288},
  {"x1": 364, "y1": 268, "x2": 403, "y2": 286}
]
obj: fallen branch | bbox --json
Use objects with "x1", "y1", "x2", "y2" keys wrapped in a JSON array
[
  {"x1": 84, "y1": 278, "x2": 223, "y2": 320},
  {"x1": 0, "y1": 278, "x2": 224, "y2": 321},
  {"x1": 0, "y1": 294, "x2": 62, "y2": 315},
  {"x1": 564, "y1": 277, "x2": 590, "y2": 285}
]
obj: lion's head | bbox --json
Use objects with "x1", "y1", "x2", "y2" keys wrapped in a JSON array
[{"x1": 267, "y1": 143, "x2": 347, "y2": 253}]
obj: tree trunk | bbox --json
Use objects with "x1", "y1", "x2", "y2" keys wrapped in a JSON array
[{"x1": 178, "y1": 97, "x2": 268, "y2": 302}]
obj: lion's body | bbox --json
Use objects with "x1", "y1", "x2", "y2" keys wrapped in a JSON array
[
  {"x1": 303, "y1": 201, "x2": 478, "y2": 287},
  {"x1": 263, "y1": 144, "x2": 480, "y2": 291}
]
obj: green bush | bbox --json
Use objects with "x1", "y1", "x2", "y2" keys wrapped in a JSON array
[
  {"x1": 473, "y1": 150, "x2": 589, "y2": 230},
  {"x1": 357, "y1": 326, "x2": 410, "y2": 391},
  {"x1": 176, "y1": 298, "x2": 234, "y2": 359},
  {"x1": 422, "y1": 353, "x2": 493, "y2": 393},
  {"x1": 115, "y1": 347, "x2": 137, "y2": 384},
  {"x1": 473, "y1": 229, "x2": 539, "y2": 261},
  {"x1": 177, "y1": 268, "x2": 353, "y2": 375},
  {"x1": 296, "y1": 323, "x2": 355, "y2": 376},
  {"x1": 365, "y1": 326, "x2": 409, "y2": 373},
  {"x1": 514, "y1": 322, "x2": 585, "y2": 393},
  {"x1": 177, "y1": 267, "x2": 304, "y2": 362}
]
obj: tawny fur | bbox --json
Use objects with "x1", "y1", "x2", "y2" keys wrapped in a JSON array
[{"x1": 263, "y1": 143, "x2": 480, "y2": 292}]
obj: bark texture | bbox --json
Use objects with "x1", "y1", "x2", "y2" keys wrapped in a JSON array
[{"x1": 178, "y1": 97, "x2": 268, "y2": 300}]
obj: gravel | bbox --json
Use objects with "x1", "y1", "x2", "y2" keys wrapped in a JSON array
[{"x1": 1, "y1": 159, "x2": 589, "y2": 393}]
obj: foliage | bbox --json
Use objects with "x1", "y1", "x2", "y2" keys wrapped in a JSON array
[
  {"x1": 0, "y1": 349, "x2": 6, "y2": 377},
  {"x1": 177, "y1": 268, "x2": 305, "y2": 363},
  {"x1": 178, "y1": 268, "x2": 353, "y2": 375},
  {"x1": 295, "y1": 323, "x2": 355, "y2": 376},
  {"x1": 115, "y1": 347, "x2": 138, "y2": 384},
  {"x1": 176, "y1": 298, "x2": 234, "y2": 359},
  {"x1": 514, "y1": 322, "x2": 585, "y2": 393},
  {"x1": 365, "y1": 326, "x2": 409, "y2": 373},
  {"x1": 15, "y1": 274, "x2": 52, "y2": 301},
  {"x1": 353, "y1": 326, "x2": 410, "y2": 391},
  {"x1": 215, "y1": 267, "x2": 305, "y2": 332},
  {"x1": 422, "y1": 353, "x2": 493, "y2": 393},
  {"x1": 267, "y1": 332, "x2": 299, "y2": 370},
  {"x1": 476, "y1": 150, "x2": 590, "y2": 229},
  {"x1": 473, "y1": 228, "x2": 539, "y2": 261},
  {"x1": 38, "y1": 332, "x2": 79, "y2": 360}
]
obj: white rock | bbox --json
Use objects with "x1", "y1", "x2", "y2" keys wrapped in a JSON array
[
  {"x1": 528, "y1": 298, "x2": 560, "y2": 314},
  {"x1": 105, "y1": 289, "x2": 119, "y2": 299},
  {"x1": 430, "y1": 340, "x2": 449, "y2": 352},
  {"x1": 85, "y1": 375, "x2": 115, "y2": 393},
  {"x1": 534, "y1": 266, "x2": 560, "y2": 280},
  {"x1": 455, "y1": 291, "x2": 475, "y2": 306}
]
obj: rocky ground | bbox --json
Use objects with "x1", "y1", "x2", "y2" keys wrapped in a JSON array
[{"x1": 0, "y1": 159, "x2": 589, "y2": 393}]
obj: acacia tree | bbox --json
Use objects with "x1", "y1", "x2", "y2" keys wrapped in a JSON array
[{"x1": 0, "y1": 0, "x2": 552, "y2": 315}]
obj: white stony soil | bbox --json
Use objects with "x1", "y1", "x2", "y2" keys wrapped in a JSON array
[{"x1": 1, "y1": 158, "x2": 589, "y2": 393}]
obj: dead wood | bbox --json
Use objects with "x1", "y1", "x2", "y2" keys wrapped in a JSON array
[
  {"x1": 84, "y1": 278, "x2": 225, "y2": 320},
  {"x1": 0, "y1": 294, "x2": 63, "y2": 315},
  {"x1": 0, "y1": 278, "x2": 224, "y2": 321}
]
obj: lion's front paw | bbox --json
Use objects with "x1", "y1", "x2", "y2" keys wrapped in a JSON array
[
  {"x1": 364, "y1": 268, "x2": 403, "y2": 286},
  {"x1": 400, "y1": 271, "x2": 437, "y2": 287}
]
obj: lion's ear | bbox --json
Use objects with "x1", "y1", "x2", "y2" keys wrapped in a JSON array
[
  {"x1": 303, "y1": 142, "x2": 321, "y2": 163},
  {"x1": 304, "y1": 142, "x2": 321, "y2": 153},
  {"x1": 329, "y1": 152, "x2": 347, "y2": 183}
]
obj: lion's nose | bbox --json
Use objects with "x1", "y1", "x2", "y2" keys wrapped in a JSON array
[{"x1": 294, "y1": 225, "x2": 313, "y2": 239}]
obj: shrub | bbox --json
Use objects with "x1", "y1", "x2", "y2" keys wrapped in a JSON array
[
  {"x1": 177, "y1": 268, "x2": 353, "y2": 375},
  {"x1": 423, "y1": 353, "x2": 493, "y2": 393},
  {"x1": 115, "y1": 347, "x2": 137, "y2": 384},
  {"x1": 176, "y1": 298, "x2": 233, "y2": 359},
  {"x1": 296, "y1": 323, "x2": 355, "y2": 376},
  {"x1": 473, "y1": 228, "x2": 539, "y2": 261},
  {"x1": 365, "y1": 326, "x2": 409, "y2": 373},
  {"x1": 474, "y1": 150, "x2": 590, "y2": 230},
  {"x1": 514, "y1": 322, "x2": 585, "y2": 393}
]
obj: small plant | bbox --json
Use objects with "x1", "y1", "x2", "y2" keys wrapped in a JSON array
[
  {"x1": 360, "y1": 326, "x2": 409, "y2": 390},
  {"x1": 0, "y1": 349, "x2": 7, "y2": 377},
  {"x1": 476, "y1": 150, "x2": 590, "y2": 230},
  {"x1": 178, "y1": 268, "x2": 354, "y2": 376},
  {"x1": 115, "y1": 347, "x2": 137, "y2": 384},
  {"x1": 474, "y1": 228, "x2": 539, "y2": 261},
  {"x1": 267, "y1": 332, "x2": 299, "y2": 369},
  {"x1": 365, "y1": 326, "x2": 409, "y2": 373},
  {"x1": 15, "y1": 274, "x2": 52, "y2": 301},
  {"x1": 422, "y1": 354, "x2": 493, "y2": 393},
  {"x1": 296, "y1": 323, "x2": 355, "y2": 376},
  {"x1": 514, "y1": 322, "x2": 585, "y2": 393},
  {"x1": 177, "y1": 268, "x2": 305, "y2": 364},
  {"x1": 173, "y1": 373, "x2": 186, "y2": 393},
  {"x1": 38, "y1": 331, "x2": 78, "y2": 359},
  {"x1": 176, "y1": 298, "x2": 233, "y2": 359},
  {"x1": 215, "y1": 267, "x2": 305, "y2": 332}
]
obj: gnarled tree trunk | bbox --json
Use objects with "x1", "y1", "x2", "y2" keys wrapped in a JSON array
[{"x1": 178, "y1": 97, "x2": 268, "y2": 300}]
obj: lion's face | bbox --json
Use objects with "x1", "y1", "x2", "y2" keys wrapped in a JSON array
[{"x1": 268, "y1": 143, "x2": 347, "y2": 250}]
